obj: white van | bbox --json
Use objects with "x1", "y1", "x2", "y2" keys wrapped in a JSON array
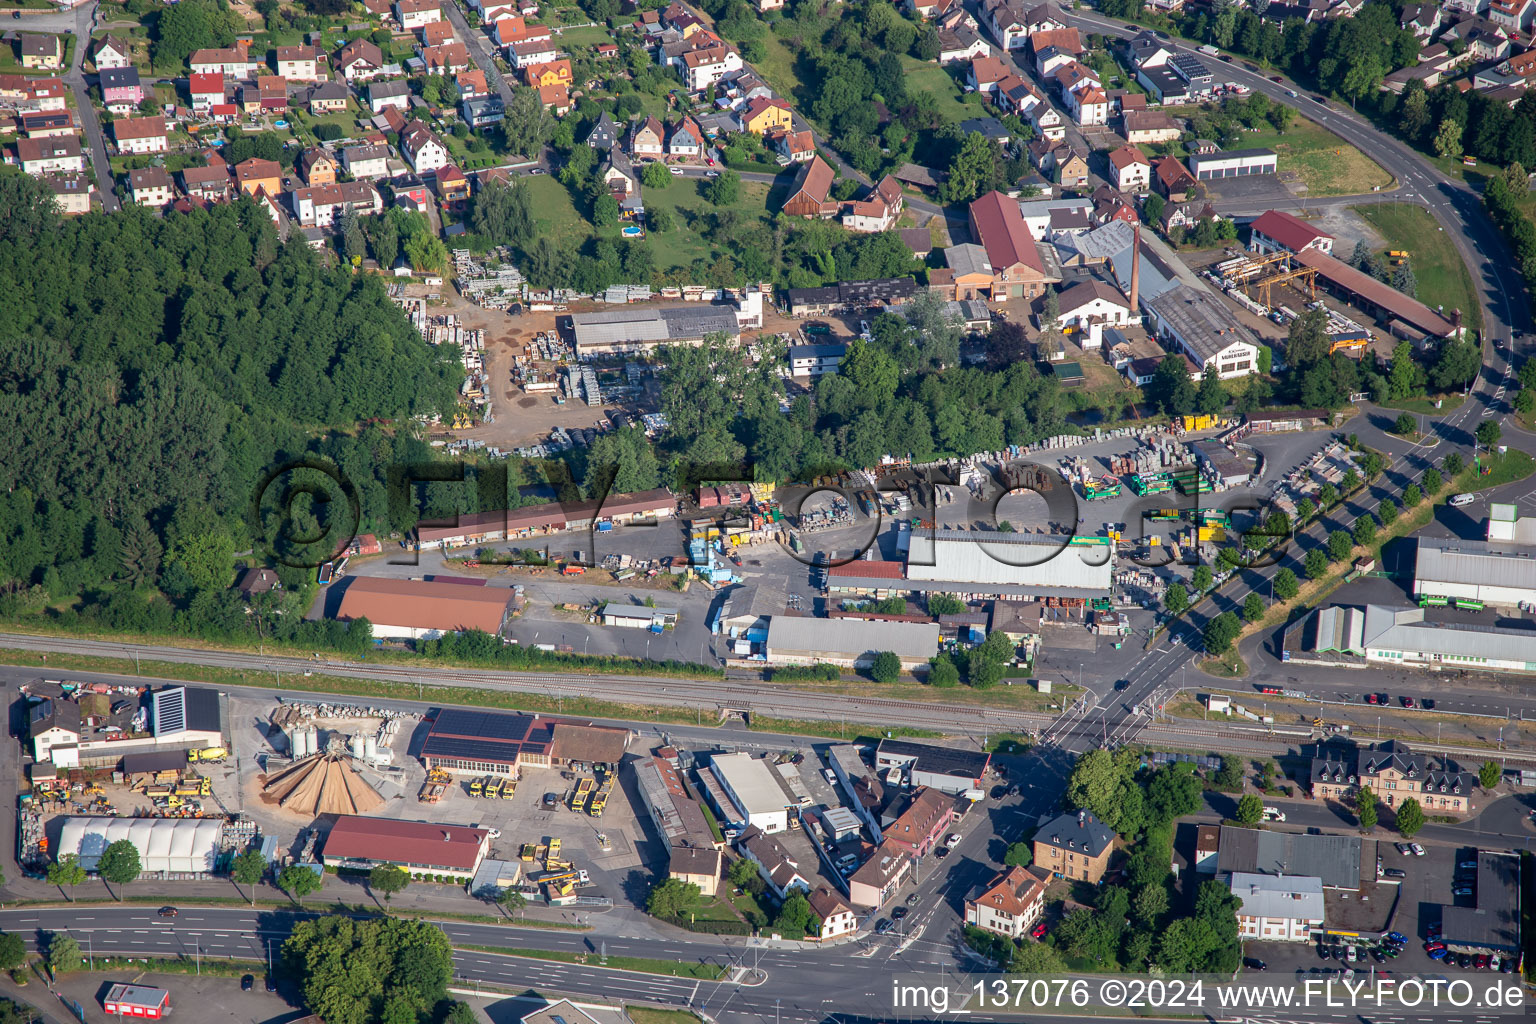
[
  {"x1": 1262, "y1": 806, "x2": 1286, "y2": 822},
  {"x1": 1449, "y1": 493, "x2": 1476, "y2": 507}
]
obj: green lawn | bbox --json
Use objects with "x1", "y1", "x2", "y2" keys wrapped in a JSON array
[
  {"x1": 1241, "y1": 119, "x2": 1391, "y2": 196},
  {"x1": 900, "y1": 57, "x2": 983, "y2": 124},
  {"x1": 620, "y1": 174, "x2": 773, "y2": 273},
  {"x1": 1354, "y1": 203, "x2": 1481, "y2": 330},
  {"x1": 626, "y1": 1009, "x2": 702, "y2": 1024},
  {"x1": 554, "y1": 24, "x2": 616, "y2": 47},
  {"x1": 524, "y1": 174, "x2": 592, "y2": 249}
]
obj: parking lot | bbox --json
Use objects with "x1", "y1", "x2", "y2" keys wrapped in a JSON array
[{"x1": 50, "y1": 971, "x2": 296, "y2": 1024}]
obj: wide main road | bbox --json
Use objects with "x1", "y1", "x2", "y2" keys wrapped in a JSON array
[{"x1": 0, "y1": 632, "x2": 1049, "y2": 739}]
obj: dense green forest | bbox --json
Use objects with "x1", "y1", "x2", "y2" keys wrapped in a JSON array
[{"x1": 0, "y1": 171, "x2": 459, "y2": 642}]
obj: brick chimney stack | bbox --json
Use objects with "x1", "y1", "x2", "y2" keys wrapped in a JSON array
[{"x1": 1130, "y1": 223, "x2": 1141, "y2": 312}]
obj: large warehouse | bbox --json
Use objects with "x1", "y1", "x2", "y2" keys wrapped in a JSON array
[
  {"x1": 905, "y1": 531, "x2": 1113, "y2": 595},
  {"x1": 875, "y1": 739, "x2": 991, "y2": 794},
  {"x1": 57, "y1": 816, "x2": 224, "y2": 874},
  {"x1": 569, "y1": 304, "x2": 742, "y2": 356},
  {"x1": 762, "y1": 615, "x2": 941, "y2": 669},
  {"x1": 1143, "y1": 284, "x2": 1260, "y2": 380},
  {"x1": 704, "y1": 752, "x2": 791, "y2": 834},
  {"x1": 1303, "y1": 604, "x2": 1536, "y2": 675},
  {"x1": 419, "y1": 708, "x2": 631, "y2": 777},
  {"x1": 1414, "y1": 536, "x2": 1536, "y2": 608},
  {"x1": 333, "y1": 576, "x2": 517, "y2": 640}
]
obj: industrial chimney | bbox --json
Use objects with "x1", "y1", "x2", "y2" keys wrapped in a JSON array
[{"x1": 1130, "y1": 223, "x2": 1141, "y2": 313}]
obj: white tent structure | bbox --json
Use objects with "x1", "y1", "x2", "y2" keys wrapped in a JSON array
[{"x1": 57, "y1": 817, "x2": 224, "y2": 874}]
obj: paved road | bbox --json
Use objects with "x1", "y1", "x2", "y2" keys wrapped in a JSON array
[{"x1": 59, "y1": 1, "x2": 119, "y2": 212}]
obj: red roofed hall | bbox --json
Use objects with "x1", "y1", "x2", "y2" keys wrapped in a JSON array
[
  {"x1": 321, "y1": 815, "x2": 490, "y2": 879},
  {"x1": 967, "y1": 190, "x2": 1054, "y2": 301},
  {"x1": 332, "y1": 575, "x2": 515, "y2": 639},
  {"x1": 1247, "y1": 209, "x2": 1335, "y2": 257}
]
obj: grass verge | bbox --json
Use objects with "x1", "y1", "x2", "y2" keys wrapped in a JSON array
[
  {"x1": 1243, "y1": 119, "x2": 1391, "y2": 196},
  {"x1": 454, "y1": 945, "x2": 726, "y2": 979},
  {"x1": 1354, "y1": 203, "x2": 1481, "y2": 332},
  {"x1": 627, "y1": 1009, "x2": 703, "y2": 1024}
]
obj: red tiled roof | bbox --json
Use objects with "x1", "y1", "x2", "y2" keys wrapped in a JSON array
[
  {"x1": 826, "y1": 559, "x2": 905, "y2": 579},
  {"x1": 189, "y1": 72, "x2": 225, "y2": 95},
  {"x1": 1030, "y1": 26, "x2": 1082, "y2": 53},
  {"x1": 1248, "y1": 209, "x2": 1332, "y2": 252},
  {"x1": 969, "y1": 190, "x2": 1045, "y2": 275},
  {"x1": 323, "y1": 815, "x2": 488, "y2": 871},
  {"x1": 1108, "y1": 145, "x2": 1148, "y2": 170}
]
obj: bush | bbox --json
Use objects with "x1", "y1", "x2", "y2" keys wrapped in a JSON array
[
  {"x1": 868, "y1": 650, "x2": 901, "y2": 683},
  {"x1": 1394, "y1": 412, "x2": 1417, "y2": 436},
  {"x1": 769, "y1": 664, "x2": 839, "y2": 682}
]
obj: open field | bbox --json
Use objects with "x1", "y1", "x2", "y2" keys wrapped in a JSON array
[
  {"x1": 620, "y1": 174, "x2": 773, "y2": 271},
  {"x1": 1243, "y1": 119, "x2": 1391, "y2": 196},
  {"x1": 900, "y1": 58, "x2": 982, "y2": 124},
  {"x1": 1354, "y1": 203, "x2": 1481, "y2": 329}
]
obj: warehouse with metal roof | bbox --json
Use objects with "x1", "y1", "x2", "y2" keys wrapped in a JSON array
[
  {"x1": 57, "y1": 816, "x2": 225, "y2": 875},
  {"x1": 1215, "y1": 824, "x2": 1365, "y2": 890},
  {"x1": 763, "y1": 615, "x2": 940, "y2": 669},
  {"x1": 1362, "y1": 604, "x2": 1536, "y2": 673},
  {"x1": 569, "y1": 305, "x2": 742, "y2": 355},
  {"x1": 1414, "y1": 536, "x2": 1536, "y2": 608},
  {"x1": 906, "y1": 530, "x2": 1113, "y2": 595},
  {"x1": 1142, "y1": 283, "x2": 1260, "y2": 379}
]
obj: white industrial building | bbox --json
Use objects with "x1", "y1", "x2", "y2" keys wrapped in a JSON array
[
  {"x1": 705, "y1": 752, "x2": 790, "y2": 834},
  {"x1": 762, "y1": 616, "x2": 941, "y2": 669},
  {"x1": 905, "y1": 531, "x2": 1113, "y2": 594},
  {"x1": 1486, "y1": 503, "x2": 1536, "y2": 545},
  {"x1": 57, "y1": 817, "x2": 224, "y2": 875},
  {"x1": 1307, "y1": 604, "x2": 1536, "y2": 675},
  {"x1": 1143, "y1": 284, "x2": 1260, "y2": 380},
  {"x1": 1414, "y1": 537, "x2": 1536, "y2": 608},
  {"x1": 1187, "y1": 148, "x2": 1277, "y2": 180},
  {"x1": 1228, "y1": 872, "x2": 1324, "y2": 941}
]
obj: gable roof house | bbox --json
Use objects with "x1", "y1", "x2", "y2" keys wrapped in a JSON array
[
  {"x1": 737, "y1": 826, "x2": 812, "y2": 899},
  {"x1": 368, "y1": 79, "x2": 411, "y2": 113},
  {"x1": 189, "y1": 72, "x2": 227, "y2": 111},
  {"x1": 395, "y1": 0, "x2": 443, "y2": 30},
  {"x1": 336, "y1": 39, "x2": 385, "y2": 81},
  {"x1": 18, "y1": 135, "x2": 84, "y2": 176},
  {"x1": 771, "y1": 128, "x2": 815, "y2": 164},
  {"x1": 585, "y1": 111, "x2": 622, "y2": 151},
  {"x1": 680, "y1": 44, "x2": 742, "y2": 92},
  {"x1": 298, "y1": 147, "x2": 338, "y2": 185},
  {"x1": 112, "y1": 116, "x2": 167, "y2": 155},
  {"x1": 841, "y1": 174, "x2": 905, "y2": 233},
  {"x1": 966, "y1": 865, "x2": 1047, "y2": 938},
  {"x1": 180, "y1": 162, "x2": 232, "y2": 201},
  {"x1": 419, "y1": 19, "x2": 455, "y2": 46},
  {"x1": 92, "y1": 35, "x2": 134, "y2": 70},
  {"x1": 1153, "y1": 155, "x2": 1197, "y2": 201},
  {"x1": 630, "y1": 115, "x2": 665, "y2": 158},
  {"x1": 339, "y1": 143, "x2": 392, "y2": 180},
  {"x1": 781, "y1": 154, "x2": 837, "y2": 218},
  {"x1": 1033, "y1": 809, "x2": 1118, "y2": 883},
  {"x1": 937, "y1": 21, "x2": 992, "y2": 63},
  {"x1": 128, "y1": 166, "x2": 174, "y2": 208},
  {"x1": 742, "y1": 96, "x2": 794, "y2": 135},
  {"x1": 1123, "y1": 109, "x2": 1180, "y2": 143},
  {"x1": 667, "y1": 116, "x2": 705, "y2": 159},
  {"x1": 190, "y1": 45, "x2": 258, "y2": 78},
  {"x1": 422, "y1": 42, "x2": 471, "y2": 75},
  {"x1": 968, "y1": 54, "x2": 1011, "y2": 93},
  {"x1": 234, "y1": 156, "x2": 283, "y2": 196},
  {"x1": 292, "y1": 181, "x2": 385, "y2": 228},
  {"x1": 401, "y1": 120, "x2": 450, "y2": 174},
  {"x1": 273, "y1": 45, "x2": 322, "y2": 81},
  {"x1": 20, "y1": 33, "x2": 63, "y2": 70},
  {"x1": 99, "y1": 66, "x2": 145, "y2": 112},
  {"x1": 1108, "y1": 144, "x2": 1151, "y2": 191},
  {"x1": 982, "y1": 0, "x2": 1032, "y2": 49},
  {"x1": 307, "y1": 80, "x2": 350, "y2": 115},
  {"x1": 1248, "y1": 209, "x2": 1334, "y2": 256}
]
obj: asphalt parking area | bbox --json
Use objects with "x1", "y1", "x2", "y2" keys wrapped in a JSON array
[{"x1": 52, "y1": 971, "x2": 294, "y2": 1024}]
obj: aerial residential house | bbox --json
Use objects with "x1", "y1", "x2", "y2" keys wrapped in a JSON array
[
  {"x1": 737, "y1": 826, "x2": 812, "y2": 899},
  {"x1": 781, "y1": 154, "x2": 837, "y2": 218},
  {"x1": 847, "y1": 841, "x2": 912, "y2": 909},
  {"x1": 630, "y1": 115, "x2": 665, "y2": 159},
  {"x1": 741, "y1": 96, "x2": 794, "y2": 135},
  {"x1": 841, "y1": 174, "x2": 904, "y2": 233},
  {"x1": 190, "y1": 45, "x2": 259, "y2": 78},
  {"x1": 600, "y1": 149, "x2": 640, "y2": 200},
  {"x1": 422, "y1": 42, "x2": 471, "y2": 75},
  {"x1": 292, "y1": 181, "x2": 384, "y2": 228},
  {"x1": 510, "y1": 36, "x2": 558, "y2": 69},
  {"x1": 667, "y1": 117, "x2": 705, "y2": 160},
  {"x1": 982, "y1": 0, "x2": 1032, "y2": 49},
  {"x1": 92, "y1": 35, "x2": 134, "y2": 70},
  {"x1": 1033, "y1": 809, "x2": 1117, "y2": 883},
  {"x1": 128, "y1": 166, "x2": 174, "y2": 208},
  {"x1": 907, "y1": 0, "x2": 957, "y2": 18},
  {"x1": 468, "y1": 0, "x2": 518, "y2": 21},
  {"x1": 368, "y1": 79, "x2": 411, "y2": 113},
  {"x1": 339, "y1": 143, "x2": 392, "y2": 180},
  {"x1": 180, "y1": 163, "x2": 231, "y2": 201},
  {"x1": 1065, "y1": 83, "x2": 1108, "y2": 125},
  {"x1": 44, "y1": 173, "x2": 91, "y2": 214},
  {"x1": 937, "y1": 22, "x2": 992, "y2": 63},
  {"x1": 274, "y1": 45, "x2": 322, "y2": 80},
  {"x1": 1400, "y1": 2, "x2": 1443, "y2": 37},
  {"x1": 490, "y1": 16, "x2": 549, "y2": 48},
  {"x1": 243, "y1": 75, "x2": 289, "y2": 116},
  {"x1": 585, "y1": 111, "x2": 622, "y2": 152},
  {"x1": 307, "y1": 80, "x2": 350, "y2": 115},
  {"x1": 1054, "y1": 279, "x2": 1132, "y2": 334},
  {"x1": 1126, "y1": 29, "x2": 1174, "y2": 69},
  {"x1": 1489, "y1": 0, "x2": 1536, "y2": 33},
  {"x1": 806, "y1": 887, "x2": 858, "y2": 940},
  {"x1": 1248, "y1": 209, "x2": 1334, "y2": 256},
  {"x1": 27, "y1": 77, "x2": 69, "y2": 112},
  {"x1": 20, "y1": 34, "x2": 63, "y2": 70},
  {"x1": 524, "y1": 58, "x2": 573, "y2": 90},
  {"x1": 1030, "y1": 26, "x2": 1083, "y2": 67},
  {"x1": 419, "y1": 20, "x2": 454, "y2": 46},
  {"x1": 967, "y1": 54, "x2": 1011, "y2": 93},
  {"x1": 189, "y1": 72, "x2": 226, "y2": 111},
  {"x1": 20, "y1": 110, "x2": 74, "y2": 138},
  {"x1": 1108, "y1": 145, "x2": 1151, "y2": 191},
  {"x1": 1123, "y1": 109, "x2": 1180, "y2": 144},
  {"x1": 336, "y1": 39, "x2": 385, "y2": 82},
  {"x1": 456, "y1": 68, "x2": 488, "y2": 99},
  {"x1": 435, "y1": 163, "x2": 469, "y2": 202},
  {"x1": 112, "y1": 116, "x2": 167, "y2": 155},
  {"x1": 100, "y1": 67, "x2": 146, "y2": 113},
  {"x1": 1029, "y1": 139, "x2": 1089, "y2": 187},
  {"x1": 1022, "y1": 2, "x2": 1067, "y2": 33},
  {"x1": 681, "y1": 45, "x2": 742, "y2": 92},
  {"x1": 401, "y1": 120, "x2": 450, "y2": 174},
  {"x1": 1153, "y1": 155, "x2": 1197, "y2": 201},
  {"x1": 463, "y1": 94, "x2": 507, "y2": 126},
  {"x1": 966, "y1": 865, "x2": 1047, "y2": 938},
  {"x1": 17, "y1": 135, "x2": 84, "y2": 175},
  {"x1": 754, "y1": 0, "x2": 783, "y2": 11},
  {"x1": 772, "y1": 129, "x2": 815, "y2": 164},
  {"x1": 234, "y1": 157, "x2": 283, "y2": 196},
  {"x1": 969, "y1": 190, "x2": 1056, "y2": 301},
  {"x1": 882, "y1": 787, "x2": 957, "y2": 858},
  {"x1": 299, "y1": 148, "x2": 338, "y2": 185},
  {"x1": 944, "y1": 242, "x2": 995, "y2": 300},
  {"x1": 395, "y1": 0, "x2": 442, "y2": 30}
]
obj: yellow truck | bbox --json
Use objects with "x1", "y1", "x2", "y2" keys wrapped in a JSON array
[
  {"x1": 188, "y1": 747, "x2": 227, "y2": 763},
  {"x1": 546, "y1": 837, "x2": 561, "y2": 860},
  {"x1": 174, "y1": 776, "x2": 211, "y2": 798},
  {"x1": 569, "y1": 778, "x2": 593, "y2": 810},
  {"x1": 501, "y1": 779, "x2": 517, "y2": 800},
  {"x1": 484, "y1": 777, "x2": 503, "y2": 799},
  {"x1": 587, "y1": 780, "x2": 613, "y2": 817},
  {"x1": 469, "y1": 777, "x2": 485, "y2": 798}
]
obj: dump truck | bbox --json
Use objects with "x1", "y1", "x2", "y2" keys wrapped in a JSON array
[
  {"x1": 501, "y1": 779, "x2": 517, "y2": 800},
  {"x1": 1084, "y1": 476, "x2": 1121, "y2": 501},
  {"x1": 418, "y1": 780, "x2": 447, "y2": 803},
  {"x1": 546, "y1": 837, "x2": 562, "y2": 860},
  {"x1": 469, "y1": 777, "x2": 485, "y2": 798},
  {"x1": 484, "y1": 777, "x2": 503, "y2": 799},
  {"x1": 588, "y1": 778, "x2": 613, "y2": 817},
  {"x1": 174, "y1": 776, "x2": 211, "y2": 798},
  {"x1": 569, "y1": 778, "x2": 593, "y2": 810}
]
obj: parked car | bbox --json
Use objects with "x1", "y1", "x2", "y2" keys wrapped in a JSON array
[
  {"x1": 1365, "y1": 693, "x2": 1379, "y2": 704},
  {"x1": 1449, "y1": 493, "x2": 1476, "y2": 507},
  {"x1": 1422, "y1": 698, "x2": 1436, "y2": 709},
  {"x1": 823, "y1": 769, "x2": 837, "y2": 784},
  {"x1": 242, "y1": 976, "x2": 254, "y2": 992},
  {"x1": 934, "y1": 846, "x2": 950, "y2": 859},
  {"x1": 906, "y1": 892, "x2": 922, "y2": 907},
  {"x1": 1030, "y1": 921, "x2": 1048, "y2": 940},
  {"x1": 266, "y1": 976, "x2": 277, "y2": 992},
  {"x1": 1243, "y1": 958, "x2": 1268, "y2": 971},
  {"x1": 1458, "y1": 860, "x2": 1478, "y2": 870},
  {"x1": 1427, "y1": 947, "x2": 1449, "y2": 960},
  {"x1": 1452, "y1": 886, "x2": 1474, "y2": 897},
  {"x1": 1262, "y1": 807, "x2": 1285, "y2": 822},
  {"x1": 945, "y1": 833, "x2": 962, "y2": 849},
  {"x1": 1401, "y1": 696, "x2": 1415, "y2": 708},
  {"x1": 1411, "y1": 843, "x2": 1426, "y2": 856},
  {"x1": 1382, "y1": 868, "x2": 1406, "y2": 878},
  {"x1": 1475, "y1": 954, "x2": 1491, "y2": 970},
  {"x1": 1386, "y1": 932, "x2": 1407, "y2": 944},
  {"x1": 1395, "y1": 842, "x2": 1413, "y2": 855},
  {"x1": 892, "y1": 906, "x2": 908, "y2": 921},
  {"x1": 874, "y1": 918, "x2": 893, "y2": 934}
]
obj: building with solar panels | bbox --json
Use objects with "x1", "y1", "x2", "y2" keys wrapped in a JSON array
[{"x1": 419, "y1": 708, "x2": 631, "y2": 778}]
